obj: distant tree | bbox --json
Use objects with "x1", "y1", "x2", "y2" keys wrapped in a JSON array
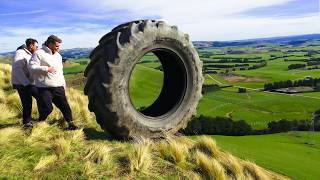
[
  {"x1": 288, "y1": 64, "x2": 306, "y2": 70},
  {"x1": 182, "y1": 116, "x2": 202, "y2": 135},
  {"x1": 238, "y1": 88, "x2": 246, "y2": 93},
  {"x1": 268, "y1": 119, "x2": 293, "y2": 133},
  {"x1": 232, "y1": 120, "x2": 252, "y2": 135}
]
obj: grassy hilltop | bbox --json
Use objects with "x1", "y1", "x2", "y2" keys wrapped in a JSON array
[
  {"x1": 1, "y1": 37, "x2": 319, "y2": 179},
  {"x1": 0, "y1": 63, "x2": 287, "y2": 179}
]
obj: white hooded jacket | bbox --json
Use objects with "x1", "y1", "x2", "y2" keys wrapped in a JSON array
[
  {"x1": 11, "y1": 47, "x2": 34, "y2": 86},
  {"x1": 29, "y1": 45, "x2": 66, "y2": 87}
]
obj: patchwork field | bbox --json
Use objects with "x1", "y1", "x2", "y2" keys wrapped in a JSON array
[{"x1": 198, "y1": 87, "x2": 320, "y2": 129}]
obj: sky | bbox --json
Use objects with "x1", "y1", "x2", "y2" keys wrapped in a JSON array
[{"x1": 0, "y1": 0, "x2": 319, "y2": 52}]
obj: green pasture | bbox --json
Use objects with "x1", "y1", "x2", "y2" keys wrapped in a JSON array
[
  {"x1": 63, "y1": 64, "x2": 86, "y2": 74},
  {"x1": 198, "y1": 87, "x2": 320, "y2": 129},
  {"x1": 232, "y1": 59, "x2": 320, "y2": 89},
  {"x1": 129, "y1": 64, "x2": 163, "y2": 109},
  {"x1": 203, "y1": 131, "x2": 320, "y2": 179}
]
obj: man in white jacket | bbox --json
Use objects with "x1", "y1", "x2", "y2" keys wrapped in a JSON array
[
  {"x1": 11, "y1": 38, "x2": 41, "y2": 127},
  {"x1": 29, "y1": 35, "x2": 77, "y2": 130}
]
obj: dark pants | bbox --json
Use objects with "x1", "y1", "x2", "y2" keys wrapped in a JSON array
[
  {"x1": 14, "y1": 84, "x2": 41, "y2": 124},
  {"x1": 37, "y1": 86, "x2": 73, "y2": 122}
]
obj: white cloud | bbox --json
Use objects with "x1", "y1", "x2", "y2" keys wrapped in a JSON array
[
  {"x1": 184, "y1": 13, "x2": 320, "y2": 40},
  {"x1": 0, "y1": 10, "x2": 47, "y2": 16},
  {"x1": 0, "y1": 25, "x2": 110, "y2": 52},
  {"x1": 1, "y1": 0, "x2": 319, "y2": 52},
  {"x1": 68, "y1": 0, "x2": 320, "y2": 40}
]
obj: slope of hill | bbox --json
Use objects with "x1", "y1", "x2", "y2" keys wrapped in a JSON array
[
  {"x1": 0, "y1": 63, "x2": 287, "y2": 179},
  {"x1": 210, "y1": 132, "x2": 320, "y2": 180},
  {"x1": 129, "y1": 64, "x2": 163, "y2": 108}
]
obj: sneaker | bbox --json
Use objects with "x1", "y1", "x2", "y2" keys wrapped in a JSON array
[
  {"x1": 23, "y1": 122, "x2": 33, "y2": 128},
  {"x1": 67, "y1": 122, "x2": 78, "y2": 130}
]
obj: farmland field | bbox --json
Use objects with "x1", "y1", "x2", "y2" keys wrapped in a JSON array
[
  {"x1": 201, "y1": 131, "x2": 320, "y2": 180},
  {"x1": 198, "y1": 88, "x2": 320, "y2": 129}
]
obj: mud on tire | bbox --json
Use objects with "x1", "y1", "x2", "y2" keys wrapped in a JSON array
[{"x1": 84, "y1": 20, "x2": 203, "y2": 138}]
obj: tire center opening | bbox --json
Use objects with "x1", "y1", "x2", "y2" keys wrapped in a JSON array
[{"x1": 129, "y1": 49, "x2": 187, "y2": 118}]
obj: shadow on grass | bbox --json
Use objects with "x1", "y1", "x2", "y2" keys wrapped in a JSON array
[
  {"x1": 83, "y1": 128, "x2": 112, "y2": 141},
  {"x1": 0, "y1": 123, "x2": 20, "y2": 129}
]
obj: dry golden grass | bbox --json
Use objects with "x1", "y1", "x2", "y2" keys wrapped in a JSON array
[
  {"x1": 6, "y1": 93, "x2": 22, "y2": 114},
  {"x1": 67, "y1": 128, "x2": 85, "y2": 144},
  {"x1": 241, "y1": 160, "x2": 277, "y2": 180},
  {"x1": 26, "y1": 122, "x2": 52, "y2": 145},
  {"x1": 66, "y1": 88, "x2": 93, "y2": 127},
  {"x1": 82, "y1": 161, "x2": 95, "y2": 177},
  {"x1": 129, "y1": 139, "x2": 152, "y2": 173},
  {"x1": 224, "y1": 75, "x2": 265, "y2": 83},
  {"x1": 0, "y1": 127, "x2": 25, "y2": 143},
  {"x1": 34, "y1": 155, "x2": 57, "y2": 171},
  {"x1": 51, "y1": 137, "x2": 71, "y2": 158},
  {"x1": 157, "y1": 138, "x2": 189, "y2": 166},
  {"x1": 193, "y1": 136, "x2": 220, "y2": 157},
  {"x1": 218, "y1": 152, "x2": 244, "y2": 179},
  {"x1": 195, "y1": 151, "x2": 226, "y2": 180},
  {"x1": 84, "y1": 143, "x2": 112, "y2": 165},
  {"x1": 0, "y1": 104, "x2": 17, "y2": 120},
  {"x1": 0, "y1": 89, "x2": 6, "y2": 103},
  {"x1": 0, "y1": 64, "x2": 12, "y2": 90}
]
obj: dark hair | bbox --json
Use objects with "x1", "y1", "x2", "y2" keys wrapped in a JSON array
[
  {"x1": 16, "y1": 44, "x2": 26, "y2": 50},
  {"x1": 45, "y1": 35, "x2": 62, "y2": 45},
  {"x1": 25, "y1": 38, "x2": 38, "y2": 47}
]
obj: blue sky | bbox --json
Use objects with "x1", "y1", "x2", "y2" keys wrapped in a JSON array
[{"x1": 0, "y1": 0, "x2": 319, "y2": 52}]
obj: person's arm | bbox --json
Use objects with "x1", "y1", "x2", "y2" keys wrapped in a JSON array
[{"x1": 28, "y1": 52, "x2": 49, "y2": 74}]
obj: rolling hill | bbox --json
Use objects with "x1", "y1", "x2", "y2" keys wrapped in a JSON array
[{"x1": 0, "y1": 63, "x2": 287, "y2": 179}]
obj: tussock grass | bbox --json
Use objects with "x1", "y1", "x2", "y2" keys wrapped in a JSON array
[
  {"x1": 67, "y1": 128, "x2": 85, "y2": 144},
  {"x1": 82, "y1": 161, "x2": 95, "y2": 177},
  {"x1": 6, "y1": 93, "x2": 22, "y2": 114},
  {"x1": 51, "y1": 137, "x2": 71, "y2": 158},
  {"x1": 0, "y1": 104, "x2": 17, "y2": 120},
  {"x1": 0, "y1": 64, "x2": 12, "y2": 90},
  {"x1": 26, "y1": 122, "x2": 52, "y2": 145},
  {"x1": 193, "y1": 136, "x2": 220, "y2": 157},
  {"x1": 157, "y1": 138, "x2": 189, "y2": 166},
  {"x1": 0, "y1": 127, "x2": 25, "y2": 143},
  {"x1": 129, "y1": 139, "x2": 152, "y2": 173},
  {"x1": 242, "y1": 161, "x2": 271, "y2": 180},
  {"x1": 0, "y1": 89, "x2": 6, "y2": 103},
  {"x1": 84, "y1": 143, "x2": 112, "y2": 165},
  {"x1": 66, "y1": 88, "x2": 93, "y2": 127},
  {"x1": 34, "y1": 155, "x2": 57, "y2": 171},
  {"x1": 195, "y1": 151, "x2": 226, "y2": 180},
  {"x1": 218, "y1": 152, "x2": 244, "y2": 179}
]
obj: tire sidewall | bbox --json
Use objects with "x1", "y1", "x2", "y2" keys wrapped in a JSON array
[{"x1": 114, "y1": 34, "x2": 201, "y2": 135}]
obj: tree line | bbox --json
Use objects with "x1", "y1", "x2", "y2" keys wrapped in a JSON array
[
  {"x1": 181, "y1": 110, "x2": 320, "y2": 136},
  {"x1": 264, "y1": 77, "x2": 320, "y2": 91}
]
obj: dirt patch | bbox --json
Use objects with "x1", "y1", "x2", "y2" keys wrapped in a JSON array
[{"x1": 223, "y1": 74, "x2": 265, "y2": 83}]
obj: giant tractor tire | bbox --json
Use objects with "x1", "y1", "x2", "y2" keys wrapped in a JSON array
[{"x1": 84, "y1": 20, "x2": 203, "y2": 138}]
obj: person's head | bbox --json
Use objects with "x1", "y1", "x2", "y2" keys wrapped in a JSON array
[
  {"x1": 45, "y1": 35, "x2": 62, "y2": 53},
  {"x1": 25, "y1": 38, "x2": 38, "y2": 53}
]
